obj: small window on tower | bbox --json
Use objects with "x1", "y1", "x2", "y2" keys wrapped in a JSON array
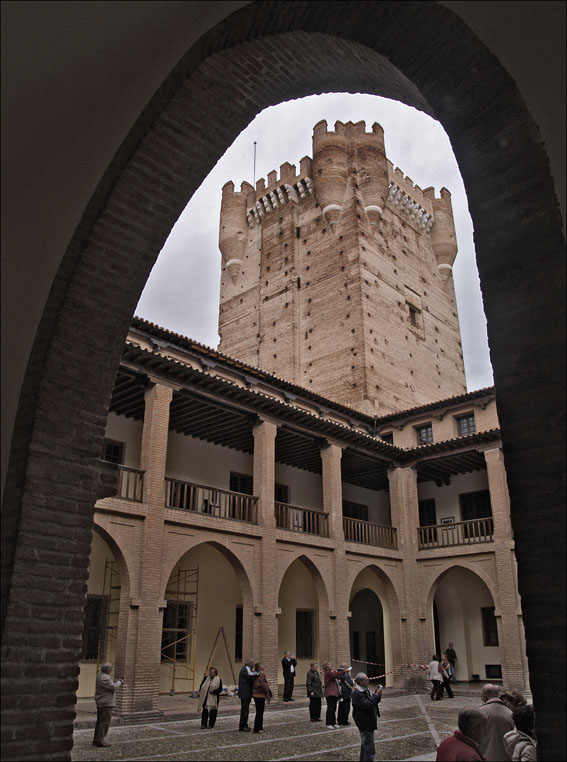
[
  {"x1": 415, "y1": 423, "x2": 433, "y2": 445},
  {"x1": 409, "y1": 304, "x2": 418, "y2": 327},
  {"x1": 456, "y1": 413, "x2": 476, "y2": 436}
]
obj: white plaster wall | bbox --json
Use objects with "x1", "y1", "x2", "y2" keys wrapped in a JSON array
[
  {"x1": 435, "y1": 567, "x2": 500, "y2": 681},
  {"x1": 166, "y1": 431, "x2": 253, "y2": 489},
  {"x1": 418, "y1": 470, "x2": 490, "y2": 523},
  {"x1": 342, "y1": 483, "x2": 391, "y2": 525},
  {"x1": 275, "y1": 462, "x2": 322, "y2": 509},
  {"x1": 104, "y1": 412, "x2": 143, "y2": 468},
  {"x1": 277, "y1": 559, "x2": 319, "y2": 686}
]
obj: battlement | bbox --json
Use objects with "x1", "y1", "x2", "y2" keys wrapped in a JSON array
[{"x1": 313, "y1": 119, "x2": 383, "y2": 138}]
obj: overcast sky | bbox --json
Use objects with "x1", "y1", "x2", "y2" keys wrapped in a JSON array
[{"x1": 136, "y1": 93, "x2": 493, "y2": 391}]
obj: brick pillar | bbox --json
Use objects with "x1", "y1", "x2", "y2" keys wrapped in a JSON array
[
  {"x1": 484, "y1": 447, "x2": 530, "y2": 690},
  {"x1": 253, "y1": 418, "x2": 278, "y2": 691},
  {"x1": 116, "y1": 381, "x2": 172, "y2": 717},
  {"x1": 388, "y1": 465, "x2": 425, "y2": 687},
  {"x1": 321, "y1": 441, "x2": 349, "y2": 666}
]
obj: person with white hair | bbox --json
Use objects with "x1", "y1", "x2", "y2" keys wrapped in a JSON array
[
  {"x1": 351, "y1": 672, "x2": 382, "y2": 761},
  {"x1": 92, "y1": 663, "x2": 124, "y2": 748}
]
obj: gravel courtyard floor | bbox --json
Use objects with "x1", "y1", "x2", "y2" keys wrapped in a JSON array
[{"x1": 71, "y1": 694, "x2": 476, "y2": 761}]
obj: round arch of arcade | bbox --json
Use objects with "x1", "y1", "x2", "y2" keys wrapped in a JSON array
[
  {"x1": 2, "y1": 2, "x2": 564, "y2": 760},
  {"x1": 91, "y1": 519, "x2": 132, "y2": 596}
]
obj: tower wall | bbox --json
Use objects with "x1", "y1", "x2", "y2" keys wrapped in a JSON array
[{"x1": 218, "y1": 121, "x2": 466, "y2": 413}]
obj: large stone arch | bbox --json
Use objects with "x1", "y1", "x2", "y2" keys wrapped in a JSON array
[{"x1": 2, "y1": 3, "x2": 564, "y2": 759}]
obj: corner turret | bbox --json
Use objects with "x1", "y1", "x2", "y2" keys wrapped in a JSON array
[
  {"x1": 219, "y1": 180, "x2": 252, "y2": 283},
  {"x1": 424, "y1": 187, "x2": 458, "y2": 283}
]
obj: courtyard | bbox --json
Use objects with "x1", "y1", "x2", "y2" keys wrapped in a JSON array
[{"x1": 71, "y1": 693, "x2": 477, "y2": 761}]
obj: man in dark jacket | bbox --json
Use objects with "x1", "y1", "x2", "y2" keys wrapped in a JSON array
[
  {"x1": 237, "y1": 658, "x2": 258, "y2": 731},
  {"x1": 337, "y1": 663, "x2": 354, "y2": 726},
  {"x1": 351, "y1": 673, "x2": 382, "y2": 762},
  {"x1": 281, "y1": 651, "x2": 297, "y2": 702}
]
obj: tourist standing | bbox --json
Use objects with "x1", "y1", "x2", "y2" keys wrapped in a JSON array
[
  {"x1": 504, "y1": 704, "x2": 537, "y2": 761},
  {"x1": 428, "y1": 654, "x2": 444, "y2": 701},
  {"x1": 337, "y1": 663, "x2": 354, "y2": 726},
  {"x1": 445, "y1": 642, "x2": 458, "y2": 683},
  {"x1": 237, "y1": 658, "x2": 259, "y2": 731},
  {"x1": 478, "y1": 684, "x2": 514, "y2": 761},
  {"x1": 282, "y1": 651, "x2": 297, "y2": 702},
  {"x1": 92, "y1": 663, "x2": 124, "y2": 748},
  {"x1": 436, "y1": 706, "x2": 488, "y2": 761},
  {"x1": 351, "y1": 673, "x2": 382, "y2": 762},
  {"x1": 322, "y1": 661, "x2": 341, "y2": 728},
  {"x1": 252, "y1": 662, "x2": 272, "y2": 733},
  {"x1": 440, "y1": 653, "x2": 455, "y2": 698},
  {"x1": 198, "y1": 667, "x2": 222, "y2": 728},
  {"x1": 306, "y1": 662, "x2": 324, "y2": 722}
]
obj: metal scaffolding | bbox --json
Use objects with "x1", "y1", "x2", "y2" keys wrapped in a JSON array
[
  {"x1": 161, "y1": 567, "x2": 199, "y2": 693},
  {"x1": 97, "y1": 559, "x2": 120, "y2": 670}
]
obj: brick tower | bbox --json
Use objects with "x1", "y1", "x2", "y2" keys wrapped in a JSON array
[{"x1": 218, "y1": 120, "x2": 466, "y2": 414}]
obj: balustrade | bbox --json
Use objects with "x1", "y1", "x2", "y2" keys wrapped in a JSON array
[
  {"x1": 343, "y1": 516, "x2": 398, "y2": 549},
  {"x1": 115, "y1": 466, "x2": 144, "y2": 502},
  {"x1": 165, "y1": 477, "x2": 258, "y2": 524},
  {"x1": 275, "y1": 502, "x2": 329, "y2": 537},
  {"x1": 418, "y1": 518, "x2": 494, "y2": 549}
]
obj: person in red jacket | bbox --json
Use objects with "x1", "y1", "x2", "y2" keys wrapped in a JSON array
[
  {"x1": 322, "y1": 661, "x2": 341, "y2": 729},
  {"x1": 436, "y1": 706, "x2": 488, "y2": 761}
]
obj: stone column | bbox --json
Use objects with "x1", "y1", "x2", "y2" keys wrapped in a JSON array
[
  {"x1": 116, "y1": 381, "x2": 172, "y2": 717},
  {"x1": 484, "y1": 447, "x2": 530, "y2": 689},
  {"x1": 388, "y1": 465, "x2": 426, "y2": 688},
  {"x1": 321, "y1": 441, "x2": 349, "y2": 666},
  {"x1": 253, "y1": 417, "x2": 278, "y2": 691}
]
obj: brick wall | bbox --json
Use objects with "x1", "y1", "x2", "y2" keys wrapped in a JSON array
[{"x1": 2, "y1": 2, "x2": 564, "y2": 760}]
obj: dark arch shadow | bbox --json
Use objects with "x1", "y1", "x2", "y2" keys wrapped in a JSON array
[{"x1": 2, "y1": 3, "x2": 564, "y2": 760}]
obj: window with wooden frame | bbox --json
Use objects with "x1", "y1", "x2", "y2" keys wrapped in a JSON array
[
  {"x1": 274, "y1": 483, "x2": 289, "y2": 503},
  {"x1": 352, "y1": 631, "x2": 361, "y2": 661},
  {"x1": 229, "y1": 472, "x2": 253, "y2": 495},
  {"x1": 342, "y1": 500, "x2": 369, "y2": 522},
  {"x1": 103, "y1": 438, "x2": 124, "y2": 464},
  {"x1": 296, "y1": 609, "x2": 314, "y2": 658},
  {"x1": 415, "y1": 423, "x2": 433, "y2": 445},
  {"x1": 481, "y1": 607, "x2": 499, "y2": 646},
  {"x1": 418, "y1": 499, "x2": 437, "y2": 527},
  {"x1": 380, "y1": 432, "x2": 394, "y2": 444},
  {"x1": 235, "y1": 605, "x2": 243, "y2": 661},
  {"x1": 456, "y1": 413, "x2": 476, "y2": 437}
]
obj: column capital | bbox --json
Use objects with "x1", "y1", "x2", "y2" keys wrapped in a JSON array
[
  {"x1": 321, "y1": 438, "x2": 344, "y2": 452},
  {"x1": 253, "y1": 415, "x2": 279, "y2": 433}
]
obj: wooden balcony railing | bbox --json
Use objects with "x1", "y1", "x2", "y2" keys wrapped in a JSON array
[
  {"x1": 115, "y1": 465, "x2": 144, "y2": 502},
  {"x1": 275, "y1": 502, "x2": 329, "y2": 537},
  {"x1": 418, "y1": 518, "x2": 494, "y2": 549},
  {"x1": 165, "y1": 477, "x2": 258, "y2": 524},
  {"x1": 343, "y1": 517, "x2": 398, "y2": 550}
]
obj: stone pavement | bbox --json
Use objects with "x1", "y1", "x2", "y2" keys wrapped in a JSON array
[{"x1": 71, "y1": 692, "x2": 483, "y2": 761}]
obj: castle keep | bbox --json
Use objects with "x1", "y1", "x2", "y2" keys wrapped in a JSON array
[{"x1": 218, "y1": 120, "x2": 466, "y2": 414}]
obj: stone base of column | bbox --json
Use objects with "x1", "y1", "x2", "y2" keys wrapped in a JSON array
[{"x1": 117, "y1": 710, "x2": 165, "y2": 724}]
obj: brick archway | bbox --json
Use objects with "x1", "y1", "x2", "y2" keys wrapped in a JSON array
[{"x1": 2, "y1": 3, "x2": 564, "y2": 759}]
